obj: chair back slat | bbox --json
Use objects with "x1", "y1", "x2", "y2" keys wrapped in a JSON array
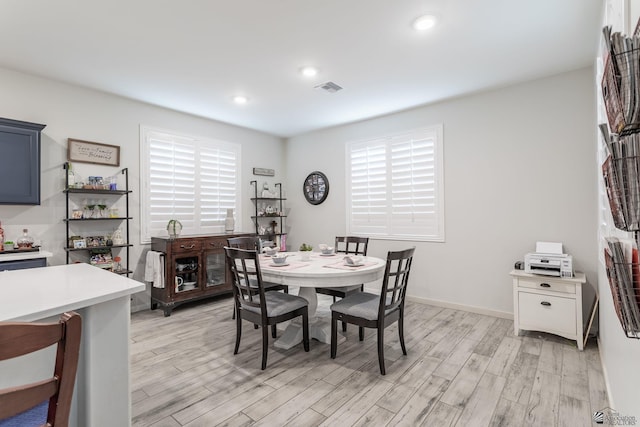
[
  {"x1": 379, "y1": 247, "x2": 415, "y2": 316},
  {"x1": 227, "y1": 236, "x2": 260, "y2": 251},
  {"x1": 0, "y1": 311, "x2": 81, "y2": 426},
  {"x1": 335, "y1": 236, "x2": 369, "y2": 256},
  {"x1": 225, "y1": 247, "x2": 266, "y2": 314}
]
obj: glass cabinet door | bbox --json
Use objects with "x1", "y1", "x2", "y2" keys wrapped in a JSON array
[
  {"x1": 173, "y1": 255, "x2": 199, "y2": 293},
  {"x1": 205, "y1": 251, "x2": 226, "y2": 288}
]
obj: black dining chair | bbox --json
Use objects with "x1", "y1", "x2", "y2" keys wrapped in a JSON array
[
  {"x1": 316, "y1": 236, "x2": 369, "y2": 331},
  {"x1": 0, "y1": 311, "x2": 82, "y2": 426},
  {"x1": 330, "y1": 247, "x2": 415, "y2": 375},
  {"x1": 227, "y1": 236, "x2": 289, "y2": 321},
  {"x1": 225, "y1": 247, "x2": 310, "y2": 370}
]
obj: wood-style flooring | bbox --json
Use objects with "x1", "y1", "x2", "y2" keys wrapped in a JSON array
[{"x1": 130, "y1": 294, "x2": 608, "y2": 426}]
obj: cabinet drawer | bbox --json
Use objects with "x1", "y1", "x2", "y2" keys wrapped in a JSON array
[
  {"x1": 171, "y1": 240, "x2": 202, "y2": 252},
  {"x1": 204, "y1": 238, "x2": 226, "y2": 250},
  {"x1": 518, "y1": 291, "x2": 576, "y2": 336},
  {"x1": 518, "y1": 278, "x2": 575, "y2": 294}
]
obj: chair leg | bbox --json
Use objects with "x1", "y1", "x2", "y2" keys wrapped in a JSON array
[
  {"x1": 359, "y1": 326, "x2": 364, "y2": 341},
  {"x1": 399, "y1": 310, "x2": 407, "y2": 355},
  {"x1": 254, "y1": 324, "x2": 259, "y2": 329},
  {"x1": 261, "y1": 325, "x2": 269, "y2": 370},
  {"x1": 342, "y1": 321, "x2": 347, "y2": 332},
  {"x1": 233, "y1": 309, "x2": 242, "y2": 355},
  {"x1": 331, "y1": 316, "x2": 338, "y2": 359},
  {"x1": 231, "y1": 304, "x2": 236, "y2": 320},
  {"x1": 271, "y1": 324, "x2": 277, "y2": 338},
  {"x1": 377, "y1": 327, "x2": 386, "y2": 375},
  {"x1": 302, "y1": 313, "x2": 310, "y2": 352}
]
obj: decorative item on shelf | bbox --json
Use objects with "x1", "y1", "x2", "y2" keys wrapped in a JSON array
[
  {"x1": 86, "y1": 236, "x2": 106, "y2": 247},
  {"x1": 109, "y1": 207, "x2": 119, "y2": 218},
  {"x1": 89, "y1": 248, "x2": 113, "y2": 270},
  {"x1": 299, "y1": 243, "x2": 313, "y2": 261},
  {"x1": 72, "y1": 209, "x2": 83, "y2": 219},
  {"x1": 109, "y1": 176, "x2": 117, "y2": 191},
  {"x1": 0, "y1": 220, "x2": 4, "y2": 251},
  {"x1": 225, "y1": 208, "x2": 235, "y2": 232},
  {"x1": 17, "y1": 229, "x2": 34, "y2": 249},
  {"x1": 3, "y1": 241, "x2": 14, "y2": 251},
  {"x1": 113, "y1": 256, "x2": 122, "y2": 272},
  {"x1": 97, "y1": 203, "x2": 107, "y2": 218},
  {"x1": 270, "y1": 220, "x2": 278, "y2": 234},
  {"x1": 261, "y1": 182, "x2": 273, "y2": 198},
  {"x1": 67, "y1": 162, "x2": 76, "y2": 188},
  {"x1": 167, "y1": 219, "x2": 183, "y2": 239},
  {"x1": 112, "y1": 228, "x2": 124, "y2": 245},
  {"x1": 84, "y1": 203, "x2": 95, "y2": 218},
  {"x1": 68, "y1": 235, "x2": 83, "y2": 248}
]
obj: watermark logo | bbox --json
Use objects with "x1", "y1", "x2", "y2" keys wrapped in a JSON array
[{"x1": 593, "y1": 407, "x2": 637, "y2": 425}]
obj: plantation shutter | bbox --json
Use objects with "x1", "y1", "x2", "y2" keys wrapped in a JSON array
[
  {"x1": 141, "y1": 128, "x2": 239, "y2": 242},
  {"x1": 347, "y1": 125, "x2": 444, "y2": 241}
]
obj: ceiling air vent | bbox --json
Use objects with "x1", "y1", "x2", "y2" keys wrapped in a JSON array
[{"x1": 315, "y1": 81, "x2": 343, "y2": 93}]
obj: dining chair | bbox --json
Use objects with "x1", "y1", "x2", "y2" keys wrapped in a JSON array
[
  {"x1": 316, "y1": 236, "x2": 369, "y2": 331},
  {"x1": 227, "y1": 236, "x2": 289, "y2": 321},
  {"x1": 330, "y1": 247, "x2": 415, "y2": 375},
  {"x1": 225, "y1": 247, "x2": 309, "y2": 370},
  {"x1": 0, "y1": 311, "x2": 82, "y2": 427}
]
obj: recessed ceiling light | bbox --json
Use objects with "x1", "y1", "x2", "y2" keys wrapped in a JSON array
[
  {"x1": 413, "y1": 14, "x2": 437, "y2": 31},
  {"x1": 233, "y1": 95, "x2": 248, "y2": 105},
  {"x1": 300, "y1": 66, "x2": 318, "y2": 77}
]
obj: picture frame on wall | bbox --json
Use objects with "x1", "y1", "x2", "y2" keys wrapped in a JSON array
[{"x1": 68, "y1": 138, "x2": 120, "y2": 166}]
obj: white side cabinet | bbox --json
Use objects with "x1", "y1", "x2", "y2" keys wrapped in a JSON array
[{"x1": 510, "y1": 270, "x2": 587, "y2": 350}]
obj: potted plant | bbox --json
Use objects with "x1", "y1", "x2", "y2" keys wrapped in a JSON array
[
  {"x1": 166, "y1": 219, "x2": 183, "y2": 239},
  {"x1": 3, "y1": 241, "x2": 14, "y2": 251},
  {"x1": 299, "y1": 242, "x2": 313, "y2": 261}
]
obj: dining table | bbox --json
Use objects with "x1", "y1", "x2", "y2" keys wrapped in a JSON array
[{"x1": 257, "y1": 252, "x2": 386, "y2": 349}]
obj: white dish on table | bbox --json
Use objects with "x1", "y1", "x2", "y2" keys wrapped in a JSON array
[{"x1": 269, "y1": 262, "x2": 290, "y2": 267}]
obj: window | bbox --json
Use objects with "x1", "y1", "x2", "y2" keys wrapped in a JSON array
[
  {"x1": 140, "y1": 126, "x2": 241, "y2": 243},
  {"x1": 346, "y1": 125, "x2": 444, "y2": 241}
]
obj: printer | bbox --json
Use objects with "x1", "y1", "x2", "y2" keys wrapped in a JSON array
[{"x1": 524, "y1": 241, "x2": 573, "y2": 278}]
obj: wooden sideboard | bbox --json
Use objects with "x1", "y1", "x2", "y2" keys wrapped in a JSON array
[{"x1": 151, "y1": 233, "x2": 253, "y2": 316}]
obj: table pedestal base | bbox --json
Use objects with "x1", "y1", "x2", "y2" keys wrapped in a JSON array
[{"x1": 273, "y1": 287, "x2": 338, "y2": 350}]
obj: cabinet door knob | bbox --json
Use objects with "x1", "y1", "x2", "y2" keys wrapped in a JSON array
[
  {"x1": 540, "y1": 283, "x2": 551, "y2": 288},
  {"x1": 540, "y1": 301, "x2": 551, "y2": 306}
]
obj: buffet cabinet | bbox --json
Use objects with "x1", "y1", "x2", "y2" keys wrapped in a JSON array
[{"x1": 151, "y1": 233, "x2": 252, "y2": 316}]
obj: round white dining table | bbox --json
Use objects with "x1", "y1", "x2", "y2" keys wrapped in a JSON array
[{"x1": 258, "y1": 252, "x2": 386, "y2": 349}]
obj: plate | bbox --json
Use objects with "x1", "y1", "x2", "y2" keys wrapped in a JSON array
[
  {"x1": 269, "y1": 262, "x2": 290, "y2": 267},
  {"x1": 344, "y1": 262, "x2": 364, "y2": 267},
  {"x1": 320, "y1": 253, "x2": 336, "y2": 256}
]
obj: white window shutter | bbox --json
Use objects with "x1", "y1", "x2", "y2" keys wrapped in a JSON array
[
  {"x1": 347, "y1": 125, "x2": 444, "y2": 241},
  {"x1": 140, "y1": 127, "x2": 240, "y2": 243}
]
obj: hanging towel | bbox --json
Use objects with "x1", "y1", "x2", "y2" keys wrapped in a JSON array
[{"x1": 145, "y1": 251, "x2": 165, "y2": 288}]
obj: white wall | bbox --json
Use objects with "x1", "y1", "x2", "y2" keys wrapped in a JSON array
[
  {"x1": 0, "y1": 66, "x2": 285, "y2": 311},
  {"x1": 286, "y1": 67, "x2": 598, "y2": 318}
]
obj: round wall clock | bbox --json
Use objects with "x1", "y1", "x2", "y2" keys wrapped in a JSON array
[{"x1": 303, "y1": 171, "x2": 329, "y2": 205}]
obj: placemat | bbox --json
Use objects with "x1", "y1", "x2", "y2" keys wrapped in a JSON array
[{"x1": 323, "y1": 260, "x2": 377, "y2": 270}]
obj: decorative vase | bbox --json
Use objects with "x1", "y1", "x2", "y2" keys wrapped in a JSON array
[
  {"x1": 167, "y1": 219, "x2": 183, "y2": 239},
  {"x1": 225, "y1": 208, "x2": 235, "y2": 232}
]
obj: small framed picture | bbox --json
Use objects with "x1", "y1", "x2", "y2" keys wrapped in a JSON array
[
  {"x1": 85, "y1": 236, "x2": 106, "y2": 247},
  {"x1": 73, "y1": 239, "x2": 87, "y2": 249}
]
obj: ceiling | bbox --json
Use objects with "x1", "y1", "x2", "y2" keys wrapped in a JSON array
[{"x1": 0, "y1": 1, "x2": 602, "y2": 138}]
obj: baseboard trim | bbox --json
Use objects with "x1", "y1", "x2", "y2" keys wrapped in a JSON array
[
  {"x1": 405, "y1": 295, "x2": 514, "y2": 320},
  {"x1": 597, "y1": 336, "x2": 615, "y2": 410}
]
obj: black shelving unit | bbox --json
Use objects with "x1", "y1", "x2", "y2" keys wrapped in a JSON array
[
  {"x1": 250, "y1": 180, "x2": 287, "y2": 248},
  {"x1": 63, "y1": 162, "x2": 132, "y2": 276}
]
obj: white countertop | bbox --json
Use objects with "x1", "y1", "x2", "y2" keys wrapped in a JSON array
[
  {"x1": 0, "y1": 249, "x2": 53, "y2": 262},
  {"x1": 0, "y1": 263, "x2": 145, "y2": 321}
]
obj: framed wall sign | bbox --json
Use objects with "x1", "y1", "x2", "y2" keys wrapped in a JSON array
[{"x1": 68, "y1": 138, "x2": 120, "y2": 166}]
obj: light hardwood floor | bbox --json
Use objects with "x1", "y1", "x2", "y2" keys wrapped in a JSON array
[{"x1": 131, "y1": 294, "x2": 608, "y2": 427}]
